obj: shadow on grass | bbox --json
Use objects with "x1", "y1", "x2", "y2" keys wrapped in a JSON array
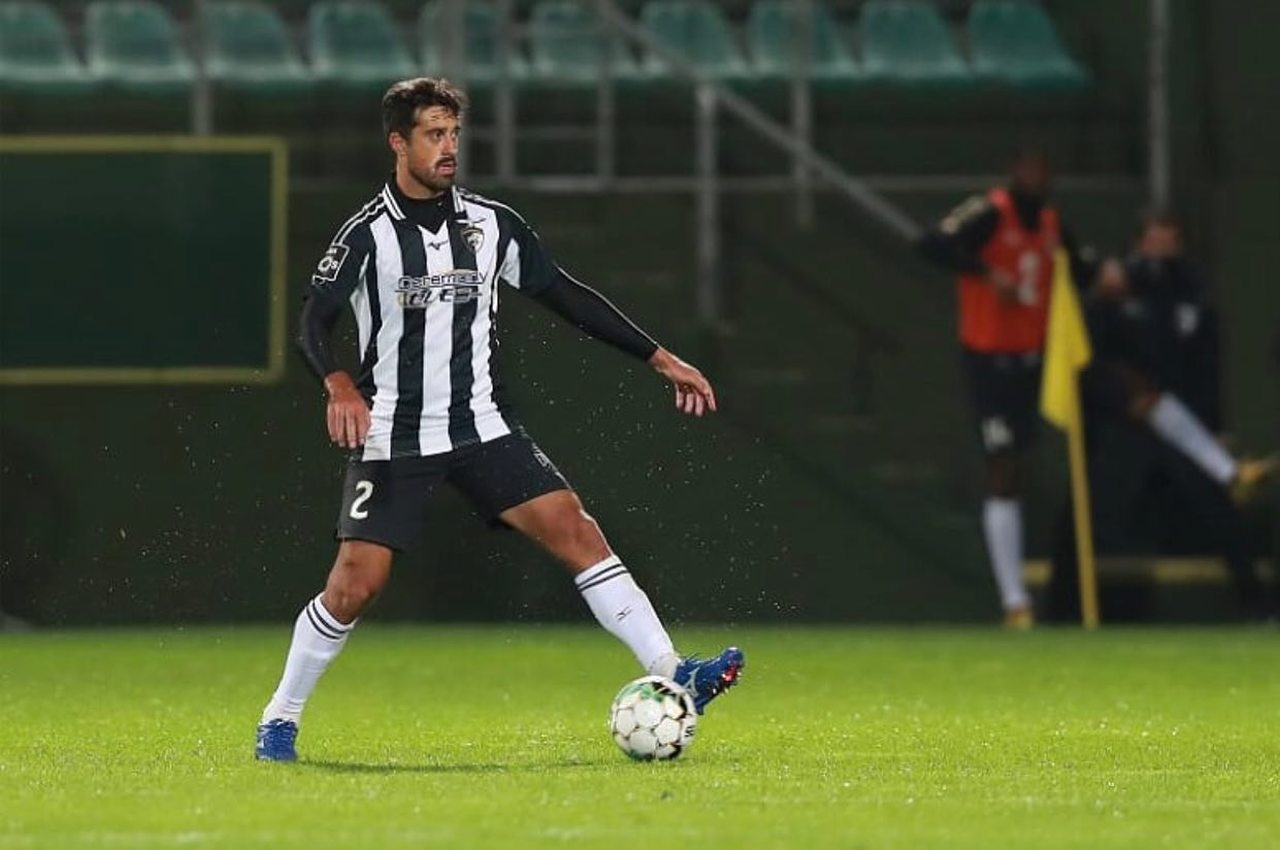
[{"x1": 299, "y1": 758, "x2": 611, "y2": 775}]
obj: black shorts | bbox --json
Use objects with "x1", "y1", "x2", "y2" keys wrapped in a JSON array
[
  {"x1": 962, "y1": 349, "x2": 1043, "y2": 457},
  {"x1": 335, "y1": 430, "x2": 571, "y2": 552}
]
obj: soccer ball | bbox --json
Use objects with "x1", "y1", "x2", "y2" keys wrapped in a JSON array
[{"x1": 608, "y1": 675, "x2": 697, "y2": 761}]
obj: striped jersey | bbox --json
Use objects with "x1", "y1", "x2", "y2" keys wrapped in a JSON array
[{"x1": 308, "y1": 182, "x2": 558, "y2": 461}]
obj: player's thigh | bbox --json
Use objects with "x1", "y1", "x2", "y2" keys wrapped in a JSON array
[
  {"x1": 336, "y1": 458, "x2": 441, "y2": 553},
  {"x1": 447, "y1": 431, "x2": 573, "y2": 528},
  {"x1": 500, "y1": 489, "x2": 609, "y2": 555},
  {"x1": 964, "y1": 352, "x2": 1036, "y2": 456}
]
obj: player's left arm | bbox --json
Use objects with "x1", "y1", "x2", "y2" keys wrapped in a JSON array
[
  {"x1": 502, "y1": 215, "x2": 717, "y2": 417},
  {"x1": 534, "y1": 270, "x2": 718, "y2": 417}
]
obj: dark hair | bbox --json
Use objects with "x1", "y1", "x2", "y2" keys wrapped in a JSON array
[
  {"x1": 381, "y1": 77, "x2": 467, "y2": 140},
  {"x1": 1011, "y1": 145, "x2": 1048, "y2": 166}
]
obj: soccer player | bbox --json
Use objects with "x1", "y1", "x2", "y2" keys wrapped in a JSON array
[
  {"x1": 917, "y1": 149, "x2": 1090, "y2": 629},
  {"x1": 255, "y1": 78, "x2": 744, "y2": 762}
]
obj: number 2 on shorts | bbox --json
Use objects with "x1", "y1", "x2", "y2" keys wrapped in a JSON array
[{"x1": 349, "y1": 480, "x2": 374, "y2": 520}]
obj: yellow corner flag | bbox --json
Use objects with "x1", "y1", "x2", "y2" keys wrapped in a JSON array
[{"x1": 1039, "y1": 248, "x2": 1099, "y2": 628}]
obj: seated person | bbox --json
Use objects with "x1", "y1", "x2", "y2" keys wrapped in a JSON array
[{"x1": 1048, "y1": 212, "x2": 1276, "y2": 621}]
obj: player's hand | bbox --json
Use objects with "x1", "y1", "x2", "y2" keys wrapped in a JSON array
[
  {"x1": 649, "y1": 348, "x2": 717, "y2": 418},
  {"x1": 324, "y1": 371, "x2": 371, "y2": 449},
  {"x1": 988, "y1": 268, "x2": 1019, "y2": 303},
  {"x1": 1094, "y1": 257, "x2": 1128, "y2": 302}
]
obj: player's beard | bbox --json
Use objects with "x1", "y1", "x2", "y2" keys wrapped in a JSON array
[{"x1": 407, "y1": 159, "x2": 455, "y2": 195}]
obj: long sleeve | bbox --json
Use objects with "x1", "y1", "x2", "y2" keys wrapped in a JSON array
[
  {"x1": 530, "y1": 267, "x2": 659, "y2": 361},
  {"x1": 296, "y1": 223, "x2": 371, "y2": 382},
  {"x1": 495, "y1": 208, "x2": 659, "y2": 360},
  {"x1": 297, "y1": 292, "x2": 347, "y2": 380},
  {"x1": 916, "y1": 194, "x2": 1000, "y2": 275}
]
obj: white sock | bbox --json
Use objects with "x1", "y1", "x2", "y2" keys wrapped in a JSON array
[
  {"x1": 1147, "y1": 394, "x2": 1237, "y2": 485},
  {"x1": 261, "y1": 594, "x2": 354, "y2": 724},
  {"x1": 575, "y1": 555, "x2": 679, "y2": 677},
  {"x1": 983, "y1": 498, "x2": 1029, "y2": 611}
]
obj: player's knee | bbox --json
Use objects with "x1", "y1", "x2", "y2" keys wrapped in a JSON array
[
  {"x1": 324, "y1": 543, "x2": 391, "y2": 621},
  {"x1": 1127, "y1": 388, "x2": 1161, "y2": 421},
  {"x1": 567, "y1": 510, "x2": 609, "y2": 563},
  {"x1": 544, "y1": 504, "x2": 607, "y2": 566}
]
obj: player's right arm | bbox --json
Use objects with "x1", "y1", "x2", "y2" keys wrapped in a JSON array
[
  {"x1": 915, "y1": 195, "x2": 1016, "y2": 299},
  {"x1": 297, "y1": 224, "x2": 374, "y2": 450}
]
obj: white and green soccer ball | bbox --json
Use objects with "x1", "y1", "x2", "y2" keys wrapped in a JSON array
[{"x1": 608, "y1": 675, "x2": 697, "y2": 761}]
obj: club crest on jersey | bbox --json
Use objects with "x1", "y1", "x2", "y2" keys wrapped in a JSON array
[
  {"x1": 396, "y1": 269, "x2": 483, "y2": 308},
  {"x1": 313, "y1": 243, "x2": 349, "y2": 284},
  {"x1": 461, "y1": 224, "x2": 484, "y2": 254}
]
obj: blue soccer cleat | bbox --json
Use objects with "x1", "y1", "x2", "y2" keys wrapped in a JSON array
[
  {"x1": 255, "y1": 718, "x2": 298, "y2": 762},
  {"x1": 673, "y1": 646, "x2": 745, "y2": 714}
]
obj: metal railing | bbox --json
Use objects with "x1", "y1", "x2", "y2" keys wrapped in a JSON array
[{"x1": 399, "y1": 0, "x2": 923, "y2": 327}]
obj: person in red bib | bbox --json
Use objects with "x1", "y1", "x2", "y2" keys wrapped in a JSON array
[{"x1": 918, "y1": 149, "x2": 1091, "y2": 629}]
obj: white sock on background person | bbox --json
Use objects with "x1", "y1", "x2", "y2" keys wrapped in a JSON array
[
  {"x1": 983, "y1": 498, "x2": 1029, "y2": 611},
  {"x1": 261, "y1": 594, "x2": 354, "y2": 724},
  {"x1": 575, "y1": 555, "x2": 679, "y2": 678},
  {"x1": 1146, "y1": 394, "x2": 1237, "y2": 485}
]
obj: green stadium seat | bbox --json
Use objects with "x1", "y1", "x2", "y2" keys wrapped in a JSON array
[
  {"x1": 967, "y1": 1, "x2": 1089, "y2": 90},
  {"x1": 205, "y1": 1, "x2": 311, "y2": 92},
  {"x1": 419, "y1": 0, "x2": 528, "y2": 81},
  {"x1": 859, "y1": 0, "x2": 970, "y2": 85},
  {"x1": 639, "y1": 0, "x2": 752, "y2": 80},
  {"x1": 0, "y1": 1, "x2": 94, "y2": 93},
  {"x1": 746, "y1": 0, "x2": 862, "y2": 81},
  {"x1": 309, "y1": 0, "x2": 415, "y2": 88},
  {"x1": 85, "y1": 0, "x2": 194, "y2": 92},
  {"x1": 528, "y1": 1, "x2": 639, "y2": 82}
]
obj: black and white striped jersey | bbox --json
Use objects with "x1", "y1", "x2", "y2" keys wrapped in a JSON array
[{"x1": 308, "y1": 182, "x2": 559, "y2": 461}]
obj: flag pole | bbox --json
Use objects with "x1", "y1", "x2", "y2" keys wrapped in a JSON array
[
  {"x1": 1066, "y1": 418, "x2": 1100, "y2": 629},
  {"x1": 1040, "y1": 248, "x2": 1100, "y2": 629}
]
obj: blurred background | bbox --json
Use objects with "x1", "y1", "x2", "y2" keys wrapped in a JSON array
[{"x1": 1, "y1": 0, "x2": 1276, "y2": 627}]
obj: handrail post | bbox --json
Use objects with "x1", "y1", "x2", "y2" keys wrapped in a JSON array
[
  {"x1": 1147, "y1": 0, "x2": 1171, "y2": 210},
  {"x1": 695, "y1": 83, "x2": 720, "y2": 326},
  {"x1": 792, "y1": 0, "x2": 814, "y2": 228},
  {"x1": 443, "y1": 0, "x2": 470, "y2": 180},
  {"x1": 191, "y1": 0, "x2": 213, "y2": 135},
  {"x1": 595, "y1": 0, "x2": 617, "y2": 185},
  {"x1": 495, "y1": 0, "x2": 516, "y2": 182}
]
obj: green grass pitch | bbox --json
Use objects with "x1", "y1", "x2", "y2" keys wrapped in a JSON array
[{"x1": 2, "y1": 626, "x2": 1277, "y2": 849}]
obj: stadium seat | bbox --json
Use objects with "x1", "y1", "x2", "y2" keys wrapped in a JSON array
[
  {"x1": 0, "y1": 1, "x2": 94, "y2": 93},
  {"x1": 528, "y1": 1, "x2": 639, "y2": 82},
  {"x1": 639, "y1": 0, "x2": 752, "y2": 80},
  {"x1": 746, "y1": 0, "x2": 862, "y2": 81},
  {"x1": 85, "y1": 0, "x2": 195, "y2": 92},
  {"x1": 858, "y1": 0, "x2": 970, "y2": 85},
  {"x1": 419, "y1": 0, "x2": 527, "y2": 81},
  {"x1": 967, "y1": 1, "x2": 1089, "y2": 89},
  {"x1": 309, "y1": 0, "x2": 415, "y2": 88},
  {"x1": 205, "y1": 1, "x2": 311, "y2": 92}
]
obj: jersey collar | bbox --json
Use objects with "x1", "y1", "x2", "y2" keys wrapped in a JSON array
[{"x1": 381, "y1": 181, "x2": 468, "y2": 224}]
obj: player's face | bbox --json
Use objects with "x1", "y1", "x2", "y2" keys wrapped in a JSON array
[
  {"x1": 392, "y1": 105, "x2": 461, "y2": 196},
  {"x1": 1010, "y1": 154, "x2": 1050, "y2": 199},
  {"x1": 1138, "y1": 223, "x2": 1181, "y2": 259}
]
